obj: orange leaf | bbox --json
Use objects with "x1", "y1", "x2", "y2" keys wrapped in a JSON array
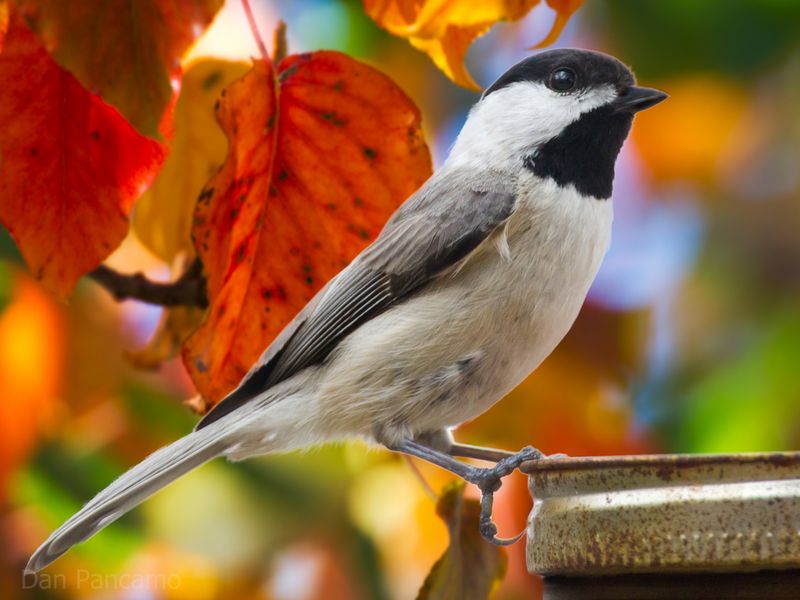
[
  {"x1": 183, "y1": 51, "x2": 432, "y2": 404},
  {"x1": 409, "y1": 22, "x2": 492, "y2": 91},
  {"x1": 14, "y1": 0, "x2": 223, "y2": 139},
  {"x1": 532, "y1": 0, "x2": 584, "y2": 49},
  {"x1": 363, "y1": 0, "x2": 581, "y2": 89},
  {"x1": 0, "y1": 14, "x2": 166, "y2": 297},
  {"x1": 417, "y1": 481, "x2": 507, "y2": 600}
]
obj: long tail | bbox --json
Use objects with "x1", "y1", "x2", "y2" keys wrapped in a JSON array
[{"x1": 25, "y1": 413, "x2": 241, "y2": 574}]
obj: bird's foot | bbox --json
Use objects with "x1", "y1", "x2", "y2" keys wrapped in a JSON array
[
  {"x1": 388, "y1": 440, "x2": 553, "y2": 546},
  {"x1": 458, "y1": 446, "x2": 544, "y2": 545},
  {"x1": 459, "y1": 445, "x2": 543, "y2": 492}
]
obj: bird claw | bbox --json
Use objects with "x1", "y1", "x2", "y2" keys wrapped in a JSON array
[
  {"x1": 462, "y1": 446, "x2": 545, "y2": 546},
  {"x1": 462, "y1": 445, "x2": 543, "y2": 491},
  {"x1": 388, "y1": 439, "x2": 554, "y2": 547}
]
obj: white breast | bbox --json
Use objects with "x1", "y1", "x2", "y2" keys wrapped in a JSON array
[
  {"x1": 314, "y1": 173, "x2": 613, "y2": 440},
  {"x1": 491, "y1": 174, "x2": 613, "y2": 390}
]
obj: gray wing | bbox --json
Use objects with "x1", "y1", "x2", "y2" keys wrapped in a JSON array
[{"x1": 196, "y1": 184, "x2": 516, "y2": 430}]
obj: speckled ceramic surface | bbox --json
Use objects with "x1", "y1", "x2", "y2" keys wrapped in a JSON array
[{"x1": 522, "y1": 453, "x2": 800, "y2": 576}]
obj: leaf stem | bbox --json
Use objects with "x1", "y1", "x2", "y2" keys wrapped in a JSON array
[
  {"x1": 89, "y1": 260, "x2": 208, "y2": 308},
  {"x1": 272, "y1": 20, "x2": 287, "y2": 66},
  {"x1": 241, "y1": 0, "x2": 269, "y2": 62}
]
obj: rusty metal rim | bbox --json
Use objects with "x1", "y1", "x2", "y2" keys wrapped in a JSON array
[{"x1": 521, "y1": 451, "x2": 800, "y2": 474}]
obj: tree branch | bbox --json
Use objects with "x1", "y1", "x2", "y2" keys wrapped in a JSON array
[{"x1": 89, "y1": 260, "x2": 208, "y2": 308}]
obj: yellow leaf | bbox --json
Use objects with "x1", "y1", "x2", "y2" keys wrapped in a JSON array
[
  {"x1": 363, "y1": 0, "x2": 582, "y2": 89},
  {"x1": 133, "y1": 59, "x2": 249, "y2": 262},
  {"x1": 410, "y1": 23, "x2": 491, "y2": 91},
  {"x1": 373, "y1": 0, "x2": 522, "y2": 38},
  {"x1": 417, "y1": 481, "x2": 507, "y2": 600}
]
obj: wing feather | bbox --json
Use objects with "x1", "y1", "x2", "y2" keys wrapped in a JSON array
[{"x1": 196, "y1": 182, "x2": 516, "y2": 430}]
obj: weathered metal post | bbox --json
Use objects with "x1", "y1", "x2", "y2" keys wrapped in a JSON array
[{"x1": 523, "y1": 453, "x2": 800, "y2": 599}]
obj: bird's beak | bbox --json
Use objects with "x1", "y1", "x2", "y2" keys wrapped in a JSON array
[{"x1": 614, "y1": 86, "x2": 668, "y2": 113}]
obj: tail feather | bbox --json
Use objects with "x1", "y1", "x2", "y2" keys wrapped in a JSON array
[{"x1": 25, "y1": 417, "x2": 237, "y2": 574}]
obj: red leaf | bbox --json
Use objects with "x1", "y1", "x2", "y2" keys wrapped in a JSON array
[
  {"x1": 0, "y1": 14, "x2": 166, "y2": 297},
  {"x1": 14, "y1": 0, "x2": 223, "y2": 139},
  {"x1": 183, "y1": 51, "x2": 432, "y2": 404}
]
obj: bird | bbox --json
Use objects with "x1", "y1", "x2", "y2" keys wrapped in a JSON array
[{"x1": 25, "y1": 48, "x2": 666, "y2": 573}]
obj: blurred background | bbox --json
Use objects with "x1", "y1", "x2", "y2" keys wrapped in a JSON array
[{"x1": 3, "y1": 0, "x2": 800, "y2": 598}]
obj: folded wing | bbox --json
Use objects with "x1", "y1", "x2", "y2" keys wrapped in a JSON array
[{"x1": 197, "y1": 180, "x2": 517, "y2": 429}]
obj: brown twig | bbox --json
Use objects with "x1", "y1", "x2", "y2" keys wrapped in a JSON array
[{"x1": 89, "y1": 259, "x2": 208, "y2": 308}]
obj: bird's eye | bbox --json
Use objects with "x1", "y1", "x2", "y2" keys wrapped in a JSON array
[{"x1": 548, "y1": 68, "x2": 577, "y2": 92}]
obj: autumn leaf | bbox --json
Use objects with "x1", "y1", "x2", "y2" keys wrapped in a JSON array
[
  {"x1": 533, "y1": 0, "x2": 584, "y2": 48},
  {"x1": 417, "y1": 481, "x2": 507, "y2": 600},
  {"x1": 131, "y1": 61, "x2": 247, "y2": 370},
  {"x1": 0, "y1": 13, "x2": 167, "y2": 297},
  {"x1": 134, "y1": 59, "x2": 250, "y2": 263},
  {"x1": 408, "y1": 22, "x2": 493, "y2": 91},
  {"x1": 363, "y1": 0, "x2": 583, "y2": 89},
  {"x1": 183, "y1": 51, "x2": 432, "y2": 404},
  {"x1": 14, "y1": 0, "x2": 223, "y2": 139}
]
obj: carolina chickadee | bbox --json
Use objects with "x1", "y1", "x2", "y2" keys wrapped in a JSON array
[{"x1": 26, "y1": 49, "x2": 666, "y2": 573}]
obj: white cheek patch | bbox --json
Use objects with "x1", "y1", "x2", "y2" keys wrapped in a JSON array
[
  {"x1": 446, "y1": 82, "x2": 617, "y2": 171},
  {"x1": 576, "y1": 85, "x2": 617, "y2": 108}
]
